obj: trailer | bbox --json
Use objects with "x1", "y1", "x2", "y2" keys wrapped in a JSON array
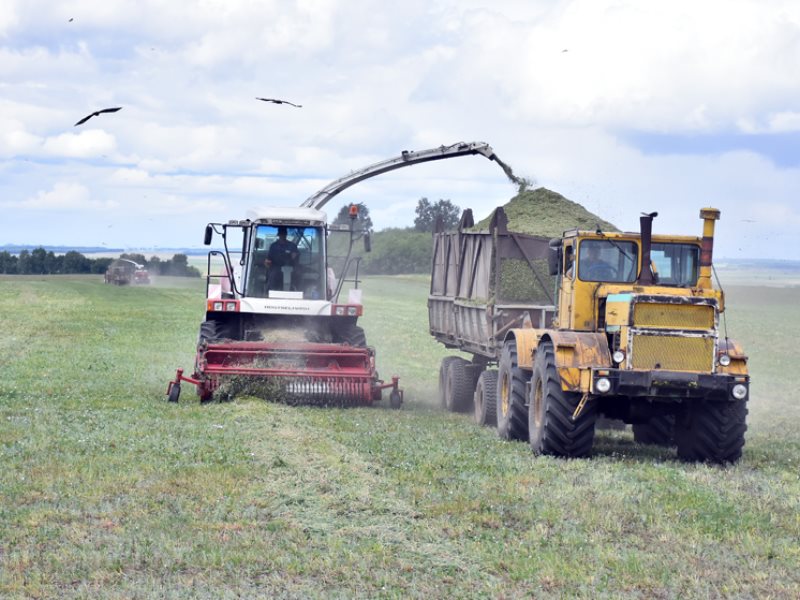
[{"x1": 429, "y1": 207, "x2": 556, "y2": 425}]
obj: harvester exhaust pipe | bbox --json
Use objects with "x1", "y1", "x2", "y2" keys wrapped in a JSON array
[
  {"x1": 637, "y1": 211, "x2": 657, "y2": 285},
  {"x1": 698, "y1": 207, "x2": 721, "y2": 289}
]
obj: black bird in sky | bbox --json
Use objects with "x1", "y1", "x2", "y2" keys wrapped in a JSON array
[
  {"x1": 255, "y1": 97, "x2": 302, "y2": 108},
  {"x1": 74, "y1": 107, "x2": 123, "y2": 126}
]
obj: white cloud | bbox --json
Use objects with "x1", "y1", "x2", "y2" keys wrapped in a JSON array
[
  {"x1": 42, "y1": 130, "x2": 116, "y2": 158},
  {"x1": 7, "y1": 182, "x2": 117, "y2": 211}
]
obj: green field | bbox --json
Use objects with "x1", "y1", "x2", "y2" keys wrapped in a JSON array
[{"x1": 1, "y1": 273, "x2": 799, "y2": 598}]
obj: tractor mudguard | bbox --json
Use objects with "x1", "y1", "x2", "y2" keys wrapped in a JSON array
[{"x1": 505, "y1": 329, "x2": 611, "y2": 392}]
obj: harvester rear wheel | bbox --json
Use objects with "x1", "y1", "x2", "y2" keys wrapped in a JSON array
[
  {"x1": 496, "y1": 341, "x2": 529, "y2": 441},
  {"x1": 633, "y1": 415, "x2": 676, "y2": 446},
  {"x1": 445, "y1": 357, "x2": 473, "y2": 412},
  {"x1": 528, "y1": 340, "x2": 597, "y2": 457},
  {"x1": 474, "y1": 370, "x2": 498, "y2": 426},
  {"x1": 675, "y1": 399, "x2": 748, "y2": 464}
]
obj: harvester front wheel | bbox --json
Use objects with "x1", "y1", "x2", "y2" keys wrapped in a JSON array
[
  {"x1": 474, "y1": 370, "x2": 498, "y2": 426},
  {"x1": 496, "y1": 341, "x2": 529, "y2": 441},
  {"x1": 445, "y1": 357, "x2": 473, "y2": 412},
  {"x1": 338, "y1": 324, "x2": 367, "y2": 347},
  {"x1": 675, "y1": 399, "x2": 748, "y2": 464},
  {"x1": 198, "y1": 319, "x2": 234, "y2": 346},
  {"x1": 528, "y1": 340, "x2": 596, "y2": 457},
  {"x1": 633, "y1": 414, "x2": 676, "y2": 446}
]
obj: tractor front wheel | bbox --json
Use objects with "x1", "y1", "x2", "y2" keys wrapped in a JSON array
[
  {"x1": 528, "y1": 340, "x2": 597, "y2": 457},
  {"x1": 675, "y1": 399, "x2": 747, "y2": 463}
]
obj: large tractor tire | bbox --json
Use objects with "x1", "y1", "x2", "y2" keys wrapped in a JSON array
[
  {"x1": 197, "y1": 319, "x2": 234, "y2": 346},
  {"x1": 633, "y1": 414, "x2": 676, "y2": 447},
  {"x1": 444, "y1": 357, "x2": 473, "y2": 413},
  {"x1": 338, "y1": 324, "x2": 367, "y2": 347},
  {"x1": 474, "y1": 370, "x2": 498, "y2": 426},
  {"x1": 528, "y1": 340, "x2": 597, "y2": 457},
  {"x1": 675, "y1": 399, "x2": 748, "y2": 464},
  {"x1": 496, "y1": 341, "x2": 529, "y2": 441}
]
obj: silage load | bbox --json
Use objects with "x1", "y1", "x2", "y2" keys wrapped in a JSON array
[{"x1": 475, "y1": 187, "x2": 619, "y2": 238}]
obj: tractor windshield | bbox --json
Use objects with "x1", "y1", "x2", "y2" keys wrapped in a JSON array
[
  {"x1": 246, "y1": 225, "x2": 327, "y2": 299},
  {"x1": 578, "y1": 239, "x2": 638, "y2": 283},
  {"x1": 650, "y1": 242, "x2": 699, "y2": 287}
]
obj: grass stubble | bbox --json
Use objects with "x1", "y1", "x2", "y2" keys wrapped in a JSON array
[{"x1": 0, "y1": 272, "x2": 798, "y2": 598}]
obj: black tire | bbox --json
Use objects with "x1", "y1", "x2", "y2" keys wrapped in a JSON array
[
  {"x1": 474, "y1": 370, "x2": 498, "y2": 426},
  {"x1": 633, "y1": 415, "x2": 676, "y2": 446},
  {"x1": 198, "y1": 319, "x2": 234, "y2": 347},
  {"x1": 167, "y1": 383, "x2": 181, "y2": 403},
  {"x1": 337, "y1": 323, "x2": 367, "y2": 347},
  {"x1": 438, "y1": 357, "x2": 459, "y2": 409},
  {"x1": 528, "y1": 340, "x2": 597, "y2": 457},
  {"x1": 675, "y1": 399, "x2": 748, "y2": 464},
  {"x1": 445, "y1": 357, "x2": 473, "y2": 412},
  {"x1": 390, "y1": 390, "x2": 403, "y2": 410},
  {"x1": 496, "y1": 341, "x2": 529, "y2": 441}
]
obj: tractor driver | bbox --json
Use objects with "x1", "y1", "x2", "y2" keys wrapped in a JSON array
[
  {"x1": 265, "y1": 226, "x2": 299, "y2": 291},
  {"x1": 579, "y1": 242, "x2": 617, "y2": 281}
]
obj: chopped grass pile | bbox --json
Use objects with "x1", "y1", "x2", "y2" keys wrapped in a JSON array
[{"x1": 476, "y1": 187, "x2": 619, "y2": 238}]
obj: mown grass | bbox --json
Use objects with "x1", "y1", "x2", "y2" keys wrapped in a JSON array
[{"x1": 0, "y1": 273, "x2": 798, "y2": 598}]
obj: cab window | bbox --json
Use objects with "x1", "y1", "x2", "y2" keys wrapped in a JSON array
[
  {"x1": 578, "y1": 240, "x2": 638, "y2": 283},
  {"x1": 650, "y1": 243, "x2": 699, "y2": 287}
]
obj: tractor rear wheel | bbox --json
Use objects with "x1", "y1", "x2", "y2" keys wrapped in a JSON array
[
  {"x1": 474, "y1": 370, "x2": 498, "y2": 426},
  {"x1": 675, "y1": 399, "x2": 748, "y2": 463},
  {"x1": 528, "y1": 340, "x2": 597, "y2": 457},
  {"x1": 496, "y1": 341, "x2": 529, "y2": 441},
  {"x1": 633, "y1": 414, "x2": 676, "y2": 446},
  {"x1": 445, "y1": 357, "x2": 473, "y2": 412}
]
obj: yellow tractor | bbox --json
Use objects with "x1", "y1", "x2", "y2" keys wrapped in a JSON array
[{"x1": 505, "y1": 208, "x2": 749, "y2": 462}]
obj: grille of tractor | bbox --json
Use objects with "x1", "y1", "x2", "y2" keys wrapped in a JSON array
[
  {"x1": 631, "y1": 334, "x2": 714, "y2": 372},
  {"x1": 633, "y1": 302, "x2": 714, "y2": 330}
]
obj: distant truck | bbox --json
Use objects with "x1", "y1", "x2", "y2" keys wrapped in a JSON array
[
  {"x1": 429, "y1": 206, "x2": 749, "y2": 463},
  {"x1": 104, "y1": 259, "x2": 150, "y2": 285}
]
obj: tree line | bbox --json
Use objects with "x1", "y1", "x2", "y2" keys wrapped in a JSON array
[{"x1": 0, "y1": 248, "x2": 201, "y2": 277}]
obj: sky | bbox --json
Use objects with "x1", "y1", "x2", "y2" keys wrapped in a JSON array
[{"x1": 2, "y1": 0, "x2": 800, "y2": 260}]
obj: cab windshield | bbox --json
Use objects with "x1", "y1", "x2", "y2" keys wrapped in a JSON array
[
  {"x1": 246, "y1": 225, "x2": 326, "y2": 299},
  {"x1": 651, "y1": 243, "x2": 699, "y2": 287},
  {"x1": 578, "y1": 239, "x2": 638, "y2": 283}
]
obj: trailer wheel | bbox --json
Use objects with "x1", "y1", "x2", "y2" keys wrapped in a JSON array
[
  {"x1": 528, "y1": 340, "x2": 597, "y2": 457},
  {"x1": 633, "y1": 415, "x2": 676, "y2": 446},
  {"x1": 675, "y1": 399, "x2": 748, "y2": 464},
  {"x1": 474, "y1": 370, "x2": 498, "y2": 426},
  {"x1": 496, "y1": 341, "x2": 529, "y2": 441},
  {"x1": 167, "y1": 383, "x2": 181, "y2": 403},
  {"x1": 438, "y1": 357, "x2": 459, "y2": 409},
  {"x1": 445, "y1": 357, "x2": 473, "y2": 412}
]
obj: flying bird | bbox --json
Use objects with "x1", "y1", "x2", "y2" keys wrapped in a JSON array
[
  {"x1": 74, "y1": 107, "x2": 123, "y2": 127},
  {"x1": 255, "y1": 97, "x2": 302, "y2": 108}
]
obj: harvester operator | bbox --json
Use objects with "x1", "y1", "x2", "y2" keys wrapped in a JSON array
[{"x1": 265, "y1": 226, "x2": 299, "y2": 291}]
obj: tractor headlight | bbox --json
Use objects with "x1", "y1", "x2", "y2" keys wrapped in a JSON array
[
  {"x1": 595, "y1": 377, "x2": 611, "y2": 394},
  {"x1": 718, "y1": 354, "x2": 731, "y2": 367},
  {"x1": 612, "y1": 350, "x2": 625, "y2": 364},
  {"x1": 731, "y1": 383, "x2": 748, "y2": 400}
]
